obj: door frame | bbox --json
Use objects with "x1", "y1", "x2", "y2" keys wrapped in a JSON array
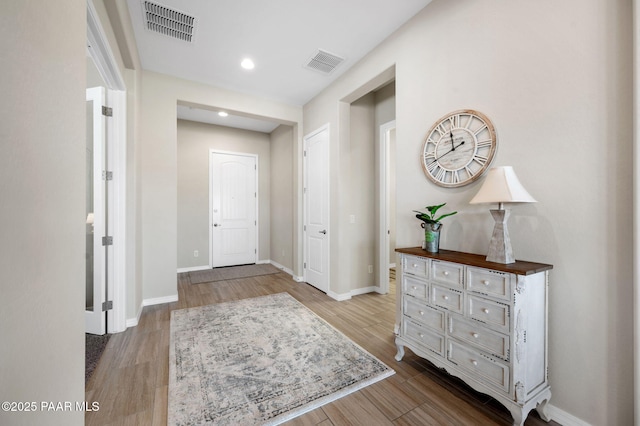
[
  {"x1": 208, "y1": 149, "x2": 259, "y2": 268},
  {"x1": 303, "y1": 124, "x2": 330, "y2": 293},
  {"x1": 87, "y1": 0, "x2": 126, "y2": 333},
  {"x1": 377, "y1": 120, "x2": 395, "y2": 294}
]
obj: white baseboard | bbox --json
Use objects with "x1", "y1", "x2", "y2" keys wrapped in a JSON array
[
  {"x1": 143, "y1": 294, "x2": 178, "y2": 307},
  {"x1": 548, "y1": 404, "x2": 590, "y2": 426},
  {"x1": 177, "y1": 265, "x2": 210, "y2": 273},
  {"x1": 328, "y1": 290, "x2": 351, "y2": 301},
  {"x1": 351, "y1": 286, "x2": 378, "y2": 296},
  {"x1": 269, "y1": 260, "x2": 294, "y2": 277},
  {"x1": 126, "y1": 302, "x2": 144, "y2": 328}
]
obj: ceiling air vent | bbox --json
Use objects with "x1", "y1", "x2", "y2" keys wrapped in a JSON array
[
  {"x1": 142, "y1": 1, "x2": 196, "y2": 43},
  {"x1": 304, "y1": 49, "x2": 345, "y2": 75}
]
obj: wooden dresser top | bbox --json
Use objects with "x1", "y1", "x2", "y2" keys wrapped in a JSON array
[{"x1": 395, "y1": 247, "x2": 553, "y2": 276}]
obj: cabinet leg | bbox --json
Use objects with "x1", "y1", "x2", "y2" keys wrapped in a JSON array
[
  {"x1": 508, "y1": 407, "x2": 524, "y2": 426},
  {"x1": 536, "y1": 396, "x2": 551, "y2": 422},
  {"x1": 395, "y1": 344, "x2": 405, "y2": 361}
]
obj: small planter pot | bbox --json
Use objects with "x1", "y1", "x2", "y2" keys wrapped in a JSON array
[{"x1": 422, "y1": 222, "x2": 442, "y2": 253}]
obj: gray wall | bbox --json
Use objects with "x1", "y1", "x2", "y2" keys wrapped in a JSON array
[
  {"x1": 303, "y1": 0, "x2": 633, "y2": 423},
  {"x1": 0, "y1": 1, "x2": 85, "y2": 425},
  {"x1": 177, "y1": 120, "x2": 271, "y2": 269}
]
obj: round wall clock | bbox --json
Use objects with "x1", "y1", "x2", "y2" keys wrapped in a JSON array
[{"x1": 421, "y1": 109, "x2": 497, "y2": 188}]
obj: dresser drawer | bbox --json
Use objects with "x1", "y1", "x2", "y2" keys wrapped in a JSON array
[
  {"x1": 402, "y1": 276, "x2": 428, "y2": 299},
  {"x1": 468, "y1": 295, "x2": 510, "y2": 332},
  {"x1": 404, "y1": 298, "x2": 445, "y2": 332},
  {"x1": 467, "y1": 267, "x2": 512, "y2": 301},
  {"x1": 448, "y1": 340, "x2": 510, "y2": 393},
  {"x1": 403, "y1": 255, "x2": 429, "y2": 278},
  {"x1": 449, "y1": 316, "x2": 510, "y2": 361},
  {"x1": 431, "y1": 284, "x2": 463, "y2": 314},
  {"x1": 403, "y1": 318, "x2": 445, "y2": 356},
  {"x1": 431, "y1": 260, "x2": 463, "y2": 289}
]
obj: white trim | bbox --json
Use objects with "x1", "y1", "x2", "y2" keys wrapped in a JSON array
[
  {"x1": 269, "y1": 260, "x2": 294, "y2": 277},
  {"x1": 126, "y1": 302, "x2": 144, "y2": 328},
  {"x1": 107, "y1": 89, "x2": 127, "y2": 333},
  {"x1": 86, "y1": 0, "x2": 125, "y2": 90},
  {"x1": 377, "y1": 120, "x2": 395, "y2": 295},
  {"x1": 548, "y1": 404, "x2": 591, "y2": 426},
  {"x1": 293, "y1": 275, "x2": 305, "y2": 283},
  {"x1": 351, "y1": 286, "x2": 378, "y2": 296},
  {"x1": 143, "y1": 295, "x2": 179, "y2": 307},
  {"x1": 87, "y1": 0, "x2": 128, "y2": 334},
  {"x1": 327, "y1": 290, "x2": 351, "y2": 301},
  {"x1": 177, "y1": 265, "x2": 210, "y2": 273}
]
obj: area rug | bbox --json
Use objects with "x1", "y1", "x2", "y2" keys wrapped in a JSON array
[
  {"x1": 189, "y1": 263, "x2": 280, "y2": 284},
  {"x1": 168, "y1": 292, "x2": 395, "y2": 425}
]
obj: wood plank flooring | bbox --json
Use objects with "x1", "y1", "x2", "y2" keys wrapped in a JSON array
[{"x1": 85, "y1": 270, "x2": 559, "y2": 426}]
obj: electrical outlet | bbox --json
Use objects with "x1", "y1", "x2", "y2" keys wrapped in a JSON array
[{"x1": 194, "y1": 250, "x2": 199, "y2": 258}]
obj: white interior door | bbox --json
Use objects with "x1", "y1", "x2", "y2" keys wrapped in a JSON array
[
  {"x1": 304, "y1": 125, "x2": 330, "y2": 293},
  {"x1": 85, "y1": 87, "x2": 106, "y2": 335},
  {"x1": 210, "y1": 151, "x2": 257, "y2": 267}
]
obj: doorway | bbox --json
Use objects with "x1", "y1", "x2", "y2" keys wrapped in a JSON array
[{"x1": 209, "y1": 151, "x2": 258, "y2": 267}]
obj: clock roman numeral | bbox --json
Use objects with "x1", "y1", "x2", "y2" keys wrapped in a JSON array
[
  {"x1": 473, "y1": 124, "x2": 488, "y2": 136},
  {"x1": 435, "y1": 122, "x2": 448, "y2": 137},
  {"x1": 473, "y1": 154, "x2": 489, "y2": 166}
]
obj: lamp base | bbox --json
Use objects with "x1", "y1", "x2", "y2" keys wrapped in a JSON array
[{"x1": 486, "y1": 208, "x2": 515, "y2": 264}]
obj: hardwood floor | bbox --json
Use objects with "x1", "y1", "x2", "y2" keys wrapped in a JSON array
[{"x1": 85, "y1": 270, "x2": 558, "y2": 426}]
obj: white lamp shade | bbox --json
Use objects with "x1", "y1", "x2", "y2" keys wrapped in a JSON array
[{"x1": 469, "y1": 166, "x2": 536, "y2": 204}]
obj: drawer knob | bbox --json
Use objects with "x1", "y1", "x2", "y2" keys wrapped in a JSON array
[
  {"x1": 472, "y1": 333, "x2": 479, "y2": 338},
  {"x1": 418, "y1": 333, "x2": 424, "y2": 338},
  {"x1": 412, "y1": 286, "x2": 417, "y2": 290},
  {"x1": 482, "y1": 280, "x2": 490, "y2": 285},
  {"x1": 443, "y1": 271, "x2": 450, "y2": 276},
  {"x1": 443, "y1": 295, "x2": 449, "y2": 300},
  {"x1": 482, "y1": 308, "x2": 490, "y2": 314},
  {"x1": 412, "y1": 264, "x2": 418, "y2": 268},
  {"x1": 419, "y1": 311, "x2": 424, "y2": 316},
  {"x1": 471, "y1": 360, "x2": 478, "y2": 366}
]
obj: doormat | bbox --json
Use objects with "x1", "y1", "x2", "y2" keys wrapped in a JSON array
[
  {"x1": 168, "y1": 293, "x2": 395, "y2": 425},
  {"x1": 189, "y1": 263, "x2": 280, "y2": 284}
]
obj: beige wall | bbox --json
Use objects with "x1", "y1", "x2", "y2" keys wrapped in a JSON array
[
  {"x1": 303, "y1": 0, "x2": 633, "y2": 424},
  {"x1": 270, "y1": 125, "x2": 295, "y2": 271},
  {"x1": 0, "y1": 1, "x2": 86, "y2": 425},
  {"x1": 177, "y1": 120, "x2": 272, "y2": 268}
]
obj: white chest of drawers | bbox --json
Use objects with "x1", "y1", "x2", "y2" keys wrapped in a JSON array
[{"x1": 394, "y1": 248, "x2": 553, "y2": 426}]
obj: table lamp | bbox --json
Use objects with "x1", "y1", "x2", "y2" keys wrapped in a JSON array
[{"x1": 469, "y1": 166, "x2": 536, "y2": 264}]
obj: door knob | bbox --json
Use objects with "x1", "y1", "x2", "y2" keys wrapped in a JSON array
[
  {"x1": 213, "y1": 223, "x2": 220, "y2": 227},
  {"x1": 319, "y1": 230, "x2": 327, "y2": 234}
]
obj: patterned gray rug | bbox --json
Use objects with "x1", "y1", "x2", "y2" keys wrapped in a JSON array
[
  {"x1": 168, "y1": 293, "x2": 395, "y2": 425},
  {"x1": 189, "y1": 263, "x2": 281, "y2": 284}
]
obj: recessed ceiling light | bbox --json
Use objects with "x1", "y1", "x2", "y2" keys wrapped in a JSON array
[
  {"x1": 241, "y1": 58, "x2": 255, "y2": 70},
  {"x1": 218, "y1": 111, "x2": 228, "y2": 117}
]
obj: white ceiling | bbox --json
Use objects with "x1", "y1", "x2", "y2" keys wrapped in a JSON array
[{"x1": 127, "y1": 0, "x2": 432, "y2": 132}]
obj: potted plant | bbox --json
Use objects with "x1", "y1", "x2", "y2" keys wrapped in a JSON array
[{"x1": 414, "y1": 203, "x2": 457, "y2": 253}]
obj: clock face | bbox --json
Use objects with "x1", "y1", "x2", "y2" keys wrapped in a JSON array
[{"x1": 422, "y1": 109, "x2": 497, "y2": 187}]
